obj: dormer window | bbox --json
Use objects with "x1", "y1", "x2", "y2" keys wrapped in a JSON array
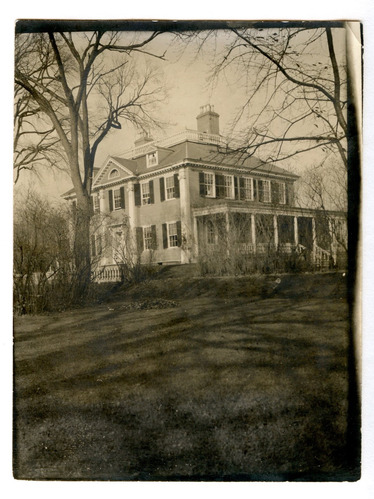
[
  {"x1": 147, "y1": 151, "x2": 158, "y2": 168},
  {"x1": 109, "y1": 168, "x2": 120, "y2": 179}
]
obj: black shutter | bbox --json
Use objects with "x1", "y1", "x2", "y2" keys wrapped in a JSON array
[
  {"x1": 253, "y1": 179, "x2": 258, "y2": 201},
  {"x1": 234, "y1": 177, "x2": 239, "y2": 200},
  {"x1": 151, "y1": 224, "x2": 157, "y2": 249},
  {"x1": 174, "y1": 173, "x2": 180, "y2": 198},
  {"x1": 120, "y1": 186, "x2": 125, "y2": 209},
  {"x1": 108, "y1": 190, "x2": 113, "y2": 211},
  {"x1": 199, "y1": 172, "x2": 205, "y2": 196},
  {"x1": 258, "y1": 180, "x2": 263, "y2": 202},
  {"x1": 149, "y1": 180, "x2": 154, "y2": 204},
  {"x1": 160, "y1": 177, "x2": 165, "y2": 202},
  {"x1": 136, "y1": 227, "x2": 144, "y2": 254},
  {"x1": 134, "y1": 183, "x2": 141, "y2": 206},
  {"x1": 176, "y1": 221, "x2": 182, "y2": 247},
  {"x1": 239, "y1": 177, "x2": 245, "y2": 200},
  {"x1": 162, "y1": 223, "x2": 168, "y2": 249},
  {"x1": 91, "y1": 235, "x2": 96, "y2": 257},
  {"x1": 286, "y1": 183, "x2": 293, "y2": 206},
  {"x1": 271, "y1": 181, "x2": 278, "y2": 204}
]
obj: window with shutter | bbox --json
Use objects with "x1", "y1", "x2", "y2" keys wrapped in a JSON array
[
  {"x1": 143, "y1": 226, "x2": 153, "y2": 250},
  {"x1": 113, "y1": 189, "x2": 122, "y2": 209},
  {"x1": 168, "y1": 222, "x2": 178, "y2": 247},
  {"x1": 165, "y1": 175, "x2": 175, "y2": 199},
  {"x1": 239, "y1": 178, "x2": 253, "y2": 201},
  {"x1": 200, "y1": 172, "x2": 215, "y2": 197},
  {"x1": 215, "y1": 174, "x2": 234, "y2": 199},
  {"x1": 141, "y1": 182, "x2": 151, "y2": 205}
]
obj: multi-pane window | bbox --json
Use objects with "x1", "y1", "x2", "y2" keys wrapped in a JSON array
[
  {"x1": 113, "y1": 189, "x2": 122, "y2": 209},
  {"x1": 240, "y1": 178, "x2": 253, "y2": 200},
  {"x1": 202, "y1": 172, "x2": 215, "y2": 197},
  {"x1": 259, "y1": 180, "x2": 271, "y2": 203},
  {"x1": 109, "y1": 186, "x2": 125, "y2": 211},
  {"x1": 141, "y1": 182, "x2": 151, "y2": 205},
  {"x1": 216, "y1": 174, "x2": 234, "y2": 199},
  {"x1": 168, "y1": 222, "x2": 178, "y2": 247},
  {"x1": 147, "y1": 151, "x2": 158, "y2": 167},
  {"x1": 224, "y1": 175, "x2": 233, "y2": 198},
  {"x1": 143, "y1": 226, "x2": 153, "y2": 250},
  {"x1": 165, "y1": 176, "x2": 175, "y2": 199}
]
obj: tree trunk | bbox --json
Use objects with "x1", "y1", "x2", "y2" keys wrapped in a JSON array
[{"x1": 72, "y1": 196, "x2": 92, "y2": 301}]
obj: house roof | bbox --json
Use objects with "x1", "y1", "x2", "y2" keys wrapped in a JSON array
[
  {"x1": 62, "y1": 138, "x2": 298, "y2": 198},
  {"x1": 116, "y1": 140, "x2": 298, "y2": 178}
]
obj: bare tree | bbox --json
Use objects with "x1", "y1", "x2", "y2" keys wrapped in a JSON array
[
  {"x1": 14, "y1": 191, "x2": 73, "y2": 314},
  {"x1": 13, "y1": 87, "x2": 67, "y2": 183},
  {"x1": 209, "y1": 25, "x2": 349, "y2": 168},
  {"x1": 15, "y1": 28, "x2": 167, "y2": 296}
]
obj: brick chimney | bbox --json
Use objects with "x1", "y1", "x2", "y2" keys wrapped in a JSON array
[
  {"x1": 196, "y1": 104, "x2": 220, "y2": 135},
  {"x1": 134, "y1": 131, "x2": 153, "y2": 147}
]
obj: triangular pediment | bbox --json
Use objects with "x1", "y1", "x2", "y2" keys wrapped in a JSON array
[{"x1": 92, "y1": 156, "x2": 137, "y2": 188}]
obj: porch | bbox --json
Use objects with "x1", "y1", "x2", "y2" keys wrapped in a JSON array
[{"x1": 193, "y1": 204, "x2": 346, "y2": 272}]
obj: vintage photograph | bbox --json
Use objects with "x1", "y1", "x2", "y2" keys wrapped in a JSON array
[{"x1": 13, "y1": 20, "x2": 361, "y2": 480}]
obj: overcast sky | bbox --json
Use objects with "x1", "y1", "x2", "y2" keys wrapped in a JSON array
[{"x1": 13, "y1": 25, "x2": 350, "y2": 205}]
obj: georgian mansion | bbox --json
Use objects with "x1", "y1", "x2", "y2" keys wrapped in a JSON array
[{"x1": 63, "y1": 105, "x2": 347, "y2": 280}]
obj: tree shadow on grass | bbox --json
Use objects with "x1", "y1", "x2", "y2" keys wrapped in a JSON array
[{"x1": 14, "y1": 291, "x2": 356, "y2": 481}]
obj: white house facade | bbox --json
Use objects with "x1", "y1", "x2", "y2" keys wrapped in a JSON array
[{"x1": 63, "y1": 105, "x2": 347, "y2": 281}]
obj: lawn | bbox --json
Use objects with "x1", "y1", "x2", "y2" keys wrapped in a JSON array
[{"x1": 13, "y1": 272, "x2": 358, "y2": 480}]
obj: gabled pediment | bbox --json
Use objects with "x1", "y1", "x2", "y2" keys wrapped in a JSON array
[{"x1": 92, "y1": 156, "x2": 137, "y2": 188}]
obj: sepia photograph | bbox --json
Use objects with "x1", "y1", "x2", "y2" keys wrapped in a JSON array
[{"x1": 12, "y1": 19, "x2": 362, "y2": 482}]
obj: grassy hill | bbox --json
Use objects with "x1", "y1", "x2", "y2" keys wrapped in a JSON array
[{"x1": 13, "y1": 271, "x2": 359, "y2": 481}]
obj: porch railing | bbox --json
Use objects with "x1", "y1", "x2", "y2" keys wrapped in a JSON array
[
  {"x1": 314, "y1": 245, "x2": 331, "y2": 270},
  {"x1": 92, "y1": 265, "x2": 122, "y2": 282},
  {"x1": 121, "y1": 129, "x2": 227, "y2": 158}
]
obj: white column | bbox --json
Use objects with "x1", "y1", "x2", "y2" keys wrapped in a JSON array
[
  {"x1": 294, "y1": 216, "x2": 298, "y2": 246},
  {"x1": 312, "y1": 217, "x2": 316, "y2": 264},
  {"x1": 126, "y1": 181, "x2": 138, "y2": 263},
  {"x1": 273, "y1": 215, "x2": 278, "y2": 249},
  {"x1": 179, "y1": 167, "x2": 192, "y2": 263},
  {"x1": 225, "y1": 210, "x2": 230, "y2": 257},
  {"x1": 251, "y1": 214, "x2": 256, "y2": 252},
  {"x1": 127, "y1": 181, "x2": 136, "y2": 230},
  {"x1": 328, "y1": 218, "x2": 336, "y2": 265},
  {"x1": 193, "y1": 216, "x2": 198, "y2": 259}
]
